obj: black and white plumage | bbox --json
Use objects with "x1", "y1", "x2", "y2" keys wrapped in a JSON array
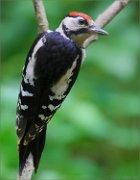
[{"x1": 16, "y1": 12, "x2": 108, "y2": 176}]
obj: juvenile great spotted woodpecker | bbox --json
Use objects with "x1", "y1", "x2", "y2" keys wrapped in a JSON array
[{"x1": 16, "y1": 12, "x2": 108, "y2": 176}]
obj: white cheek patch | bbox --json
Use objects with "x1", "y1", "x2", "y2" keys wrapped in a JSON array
[{"x1": 63, "y1": 17, "x2": 81, "y2": 31}]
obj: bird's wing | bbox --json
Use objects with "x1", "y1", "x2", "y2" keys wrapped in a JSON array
[
  {"x1": 16, "y1": 32, "x2": 47, "y2": 141},
  {"x1": 16, "y1": 32, "x2": 82, "y2": 145}
]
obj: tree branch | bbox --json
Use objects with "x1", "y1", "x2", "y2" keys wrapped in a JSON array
[
  {"x1": 84, "y1": 0, "x2": 131, "y2": 47},
  {"x1": 32, "y1": 0, "x2": 49, "y2": 33},
  {"x1": 18, "y1": 154, "x2": 34, "y2": 180},
  {"x1": 96, "y1": 0, "x2": 130, "y2": 27}
]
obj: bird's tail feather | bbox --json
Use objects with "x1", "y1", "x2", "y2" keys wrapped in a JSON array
[{"x1": 18, "y1": 126, "x2": 47, "y2": 178}]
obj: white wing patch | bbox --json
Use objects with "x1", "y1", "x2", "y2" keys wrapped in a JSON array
[
  {"x1": 20, "y1": 86, "x2": 33, "y2": 97},
  {"x1": 48, "y1": 104, "x2": 60, "y2": 111},
  {"x1": 38, "y1": 114, "x2": 52, "y2": 122},
  {"x1": 21, "y1": 105, "x2": 28, "y2": 110},
  {"x1": 42, "y1": 105, "x2": 47, "y2": 109},
  {"x1": 50, "y1": 56, "x2": 79, "y2": 101},
  {"x1": 24, "y1": 36, "x2": 45, "y2": 86},
  {"x1": 17, "y1": 98, "x2": 28, "y2": 111},
  {"x1": 38, "y1": 114, "x2": 46, "y2": 121}
]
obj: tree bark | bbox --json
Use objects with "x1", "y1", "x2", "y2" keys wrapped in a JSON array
[{"x1": 33, "y1": 0, "x2": 49, "y2": 33}]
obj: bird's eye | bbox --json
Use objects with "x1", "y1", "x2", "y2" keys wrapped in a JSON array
[{"x1": 78, "y1": 19, "x2": 87, "y2": 26}]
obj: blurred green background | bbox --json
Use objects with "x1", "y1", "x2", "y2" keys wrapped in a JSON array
[{"x1": 1, "y1": 0, "x2": 139, "y2": 179}]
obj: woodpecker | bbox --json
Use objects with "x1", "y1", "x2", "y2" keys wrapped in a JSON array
[{"x1": 16, "y1": 12, "x2": 108, "y2": 176}]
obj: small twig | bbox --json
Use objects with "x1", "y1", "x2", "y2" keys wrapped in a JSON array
[
  {"x1": 96, "y1": 0, "x2": 131, "y2": 27},
  {"x1": 84, "y1": 0, "x2": 131, "y2": 47},
  {"x1": 32, "y1": 0, "x2": 49, "y2": 33}
]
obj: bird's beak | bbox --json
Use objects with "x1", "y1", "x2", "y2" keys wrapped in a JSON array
[{"x1": 89, "y1": 24, "x2": 108, "y2": 35}]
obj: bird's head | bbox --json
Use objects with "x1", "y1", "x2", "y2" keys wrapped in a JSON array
[{"x1": 56, "y1": 12, "x2": 108, "y2": 48}]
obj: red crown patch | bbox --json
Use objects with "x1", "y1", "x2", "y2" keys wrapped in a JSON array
[{"x1": 69, "y1": 12, "x2": 92, "y2": 21}]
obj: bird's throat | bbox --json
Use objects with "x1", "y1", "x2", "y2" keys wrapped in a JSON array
[{"x1": 71, "y1": 33, "x2": 92, "y2": 48}]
